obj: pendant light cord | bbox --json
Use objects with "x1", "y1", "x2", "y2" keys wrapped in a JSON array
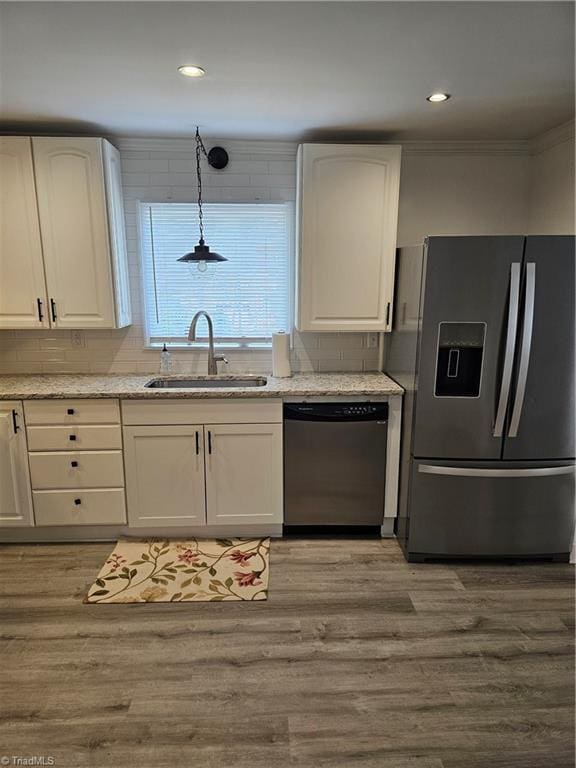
[{"x1": 195, "y1": 126, "x2": 209, "y2": 245}]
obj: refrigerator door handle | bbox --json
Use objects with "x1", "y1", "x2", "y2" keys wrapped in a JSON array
[
  {"x1": 419, "y1": 464, "x2": 574, "y2": 478},
  {"x1": 508, "y1": 262, "x2": 536, "y2": 438},
  {"x1": 493, "y1": 262, "x2": 521, "y2": 437}
]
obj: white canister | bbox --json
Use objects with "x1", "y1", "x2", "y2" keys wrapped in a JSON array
[{"x1": 272, "y1": 331, "x2": 292, "y2": 378}]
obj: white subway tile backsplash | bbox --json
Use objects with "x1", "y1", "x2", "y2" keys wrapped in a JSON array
[
  {"x1": 1, "y1": 141, "x2": 378, "y2": 376},
  {"x1": 0, "y1": 362, "x2": 37, "y2": 374},
  {"x1": 318, "y1": 360, "x2": 364, "y2": 372},
  {"x1": 204, "y1": 173, "x2": 252, "y2": 187},
  {"x1": 0, "y1": 350, "x2": 20, "y2": 361},
  {"x1": 41, "y1": 362, "x2": 91, "y2": 373},
  {"x1": 249, "y1": 174, "x2": 295, "y2": 188},
  {"x1": 148, "y1": 172, "x2": 195, "y2": 187},
  {"x1": 220, "y1": 187, "x2": 271, "y2": 202},
  {"x1": 18, "y1": 349, "x2": 66, "y2": 362},
  {"x1": 226, "y1": 160, "x2": 268, "y2": 174},
  {"x1": 167, "y1": 159, "x2": 195, "y2": 172},
  {"x1": 318, "y1": 333, "x2": 366, "y2": 349},
  {"x1": 122, "y1": 172, "x2": 150, "y2": 186},
  {"x1": 268, "y1": 161, "x2": 297, "y2": 174},
  {"x1": 123, "y1": 158, "x2": 170, "y2": 173}
]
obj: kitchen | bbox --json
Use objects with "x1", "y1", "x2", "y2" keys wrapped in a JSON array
[{"x1": 0, "y1": 2, "x2": 574, "y2": 766}]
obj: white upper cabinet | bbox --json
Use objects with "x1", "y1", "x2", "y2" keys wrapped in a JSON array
[
  {"x1": 0, "y1": 138, "x2": 49, "y2": 329},
  {"x1": 296, "y1": 143, "x2": 401, "y2": 332},
  {"x1": 102, "y1": 141, "x2": 132, "y2": 329},
  {"x1": 33, "y1": 137, "x2": 131, "y2": 329},
  {"x1": 0, "y1": 402, "x2": 34, "y2": 527},
  {"x1": 0, "y1": 136, "x2": 131, "y2": 330}
]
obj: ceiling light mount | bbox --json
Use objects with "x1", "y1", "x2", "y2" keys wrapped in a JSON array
[
  {"x1": 178, "y1": 65, "x2": 206, "y2": 78},
  {"x1": 426, "y1": 92, "x2": 451, "y2": 103}
]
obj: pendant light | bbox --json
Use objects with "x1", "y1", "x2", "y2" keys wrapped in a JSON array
[{"x1": 178, "y1": 127, "x2": 229, "y2": 272}]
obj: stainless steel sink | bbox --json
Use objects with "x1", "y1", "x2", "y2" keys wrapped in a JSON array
[{"x1": 145, "y1": 376, "x2": 268, "y2": 389}]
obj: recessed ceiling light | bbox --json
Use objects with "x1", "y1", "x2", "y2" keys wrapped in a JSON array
[
  {"x1": 178, "y1": 65, "x2": 206, "y2": 78},
  {"x1": 427, "y1": 93, "x2": 451, "y2": 103}
]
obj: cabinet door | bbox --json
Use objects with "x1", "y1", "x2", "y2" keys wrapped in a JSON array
[
  {"x1": 205, "y1": 424, "x2": 283, "y2": 525},
  {"x1": 0, "y1": 137, "x2": 48, "y2": 329},
  {"x1": 0, "y1": 402, "x2": 34, "y2": 527},
  {"x1": 32, "y1": 137, "x2": 117, "y2": 329},
  {"x1": 102, "y1": 141, "x2": 132, "y2": 328},
  {"x1": 123, "y1": 425, "x2": 206, "y2": 527},
  {"x1": 296, "y1": 143, "x2": 401, "y2": 332}
]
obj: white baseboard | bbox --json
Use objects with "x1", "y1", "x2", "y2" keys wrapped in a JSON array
[{"x1": 0, "y1": 524, "x2": 283, "y2": 543}]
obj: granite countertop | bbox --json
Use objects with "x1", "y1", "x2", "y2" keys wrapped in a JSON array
[{"x1": 0, "y1": 373, "x2": 404, "y2": 400}]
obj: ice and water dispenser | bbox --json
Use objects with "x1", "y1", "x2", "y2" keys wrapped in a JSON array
[{"x1": 434, "y1": 322, "x2": 485, "y2": 397}]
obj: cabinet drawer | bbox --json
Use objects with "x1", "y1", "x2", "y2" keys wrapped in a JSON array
[
  {"x1": 122, "y1": 398, "x2": 282, "y2": 426},
  {"x1": 33, "y1": 488, "x2": 126, "y2": 526},
  {"x1": 29, "y1": 450, "x2": 124, "y2": 489},
  {"x1": 24, "y1": 399, "x2": 120, "y2": 425},
  {"x1": 26, "y1": 424, "x2": 122, "y2": 451}
]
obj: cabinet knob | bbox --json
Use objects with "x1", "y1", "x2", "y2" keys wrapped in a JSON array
[
  {"x1": 74, "y1": 498, "x2": 81, "y2": 506},
  {"x1": 67, "y1": 408, "x2": 75, "y2": 415},
  {"x1": 69, "y1": 434, "x2": 77, "y2": 441},
  {"x1": 71, "y1": 461, "x2": 79, "y2": 468}
]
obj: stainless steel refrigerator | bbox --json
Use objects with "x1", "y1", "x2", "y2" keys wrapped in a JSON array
[{"x1": 387, "y1": 235, "x2": 575, "y2": 562}]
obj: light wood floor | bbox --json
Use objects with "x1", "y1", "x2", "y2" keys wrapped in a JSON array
[{"x1": 0, "y1": 538, "x2": 574, "y2": 768}]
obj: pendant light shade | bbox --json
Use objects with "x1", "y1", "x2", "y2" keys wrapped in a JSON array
[
  {"x1": 177, "y1": 240, "x2": 227, "y2": 269},
  {"x1": 179, "y1": 127, "x2": 228, "y2": 271}
]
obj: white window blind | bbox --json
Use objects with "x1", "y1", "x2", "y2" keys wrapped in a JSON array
[{"x1": 140, "y1": 202, "x2": 292, "y2": 346}]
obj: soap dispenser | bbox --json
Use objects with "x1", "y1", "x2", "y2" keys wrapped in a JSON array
[{"x1": 159, "y1": 343, "x2": 173, "y2": 374}]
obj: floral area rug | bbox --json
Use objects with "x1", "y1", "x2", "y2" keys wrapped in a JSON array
[{"x1": 85, "y1": 538, "x2": 270, "y2": 603}]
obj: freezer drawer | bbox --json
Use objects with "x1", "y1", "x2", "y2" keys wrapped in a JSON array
[{"x1": 407, "y1": 459, "x2": 574, "y2": 559}]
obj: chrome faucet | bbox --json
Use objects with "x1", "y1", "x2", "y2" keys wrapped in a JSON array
[{"x1": 188, "y1": 311, "x2": 228, "y2": 375}]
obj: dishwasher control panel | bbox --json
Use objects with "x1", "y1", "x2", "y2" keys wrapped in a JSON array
[{"x1": 284, "y1": 402, "x2": 389, "y2": 422}]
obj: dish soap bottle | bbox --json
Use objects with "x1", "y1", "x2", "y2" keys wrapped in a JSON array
[{"x1": 159, "y1": 343, "x2": 173, "y2": 374}]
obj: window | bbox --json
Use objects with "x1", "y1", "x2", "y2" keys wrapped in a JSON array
[{"x1": 139, "y1": 202, "x2": 292, "y2": 347}]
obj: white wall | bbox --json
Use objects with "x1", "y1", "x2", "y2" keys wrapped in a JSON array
[
  {"x1": 397, "y1": 151, "x2": 530, "y2": 246},
  {"x1": 528, "y1": 123, "x2": 575, "y2": 234},
  {"x1": 1, "y1": 130, "x2": 570, "y2": 376}
]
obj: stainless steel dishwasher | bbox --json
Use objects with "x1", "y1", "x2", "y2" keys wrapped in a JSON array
[{"x1": 284, "y1": 402, "x2": 388, "y2": 527}]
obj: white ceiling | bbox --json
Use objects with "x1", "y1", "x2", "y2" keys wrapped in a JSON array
[{"x1": 0, "y1": 1, "x2": 573, "y2": 141}]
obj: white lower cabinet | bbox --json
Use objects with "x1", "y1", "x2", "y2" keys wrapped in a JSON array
[
  {"x1": 0, "y1": 402, "x2": 34, "y2": 527},
  {"x1": 28, "y1": 450, "x2": 124, "y2": 490},
  {"x1": 21, "y1": 397, "x2": 127, "y2": 528},
  {"x1": 205, "y1": 424, "x2": 283, "y2": 526},
  {"x1": 1, "y1": 398, "x2": 283, "y2": 536},
  {"x1": 123, "y1": 425, "x2": 206, "y2": 527},
  {"x1": 33, "y1": 489, "x2": 126, "y2": 526},
  {"x1": 122, "y1": 411, "x2": 283, "y2": 529}
]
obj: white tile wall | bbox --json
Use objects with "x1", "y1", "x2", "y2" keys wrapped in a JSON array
[{"x1": 0, "y1": 140, "x2": 378, "y2": 375}]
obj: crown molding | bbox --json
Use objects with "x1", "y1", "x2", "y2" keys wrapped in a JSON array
[
  {"x1": 401, "y1": 140, "x2": 530, "y2": 157},
  {"x1": 116, "y1": 135, "x2": 536, "y2": 157},
  {"x1": 530, "y1": 120, "x2": 575, "y2": 155},
  {"x1": 116, "y1": 137, "x2": 298, "y2": 155}
]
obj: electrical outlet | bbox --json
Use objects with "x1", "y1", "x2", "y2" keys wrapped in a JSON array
[
  {"x1": 71, "y1": 330, "x2": 85, "y2": 348},
  {"x1": 367, "y1": 333, "x2": 379, "y2": 349}
]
